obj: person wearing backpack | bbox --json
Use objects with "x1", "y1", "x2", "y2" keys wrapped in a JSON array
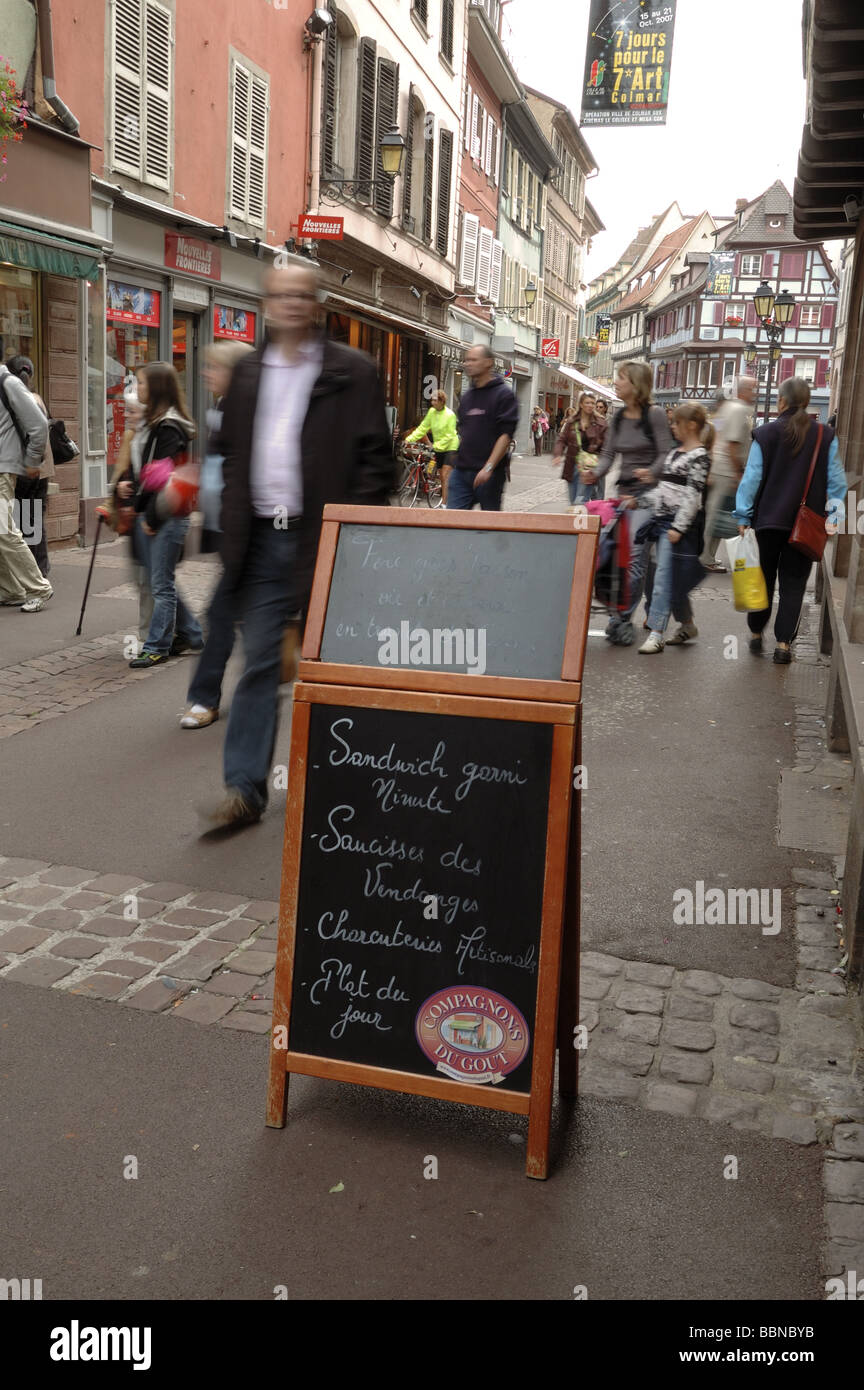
[
  {"x1": 582, "y1": 361, "x2": 673, "y2": 644},
  {"x1": 0, "y1": 358, "x2": 53, "y2": 612},
  {"x1": 6, "y1": 356, "x2": 54, "y2": 577}
]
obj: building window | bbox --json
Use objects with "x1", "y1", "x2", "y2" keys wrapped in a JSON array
[
  {"x1": 440, "y1": 0, "x2": 454, "y2": 64},
  {"x1": 0, "y1": 265, "x2": 38, "y2": 365},
  {"x1": 111, "y1": 0, "x2": 172, "y2": 189},
  {"x1": 229, "y1": 60, "x2": 268, "y2": 227},
  {"x1": 797, "y1": 358, "x2": 817, "y2": 384},
  {"x1": 799, "y1": 304, "x2": 821, "y2": 327},
  {"x1": 740, "y1": 254, "x2": 762, "y2": 277},
  {"x1": 411, "y1": 0, "x2": 429, "y2": 27}
]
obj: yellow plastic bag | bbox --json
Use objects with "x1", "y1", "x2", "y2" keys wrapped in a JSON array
[{"x1": 726, "y1": 530, "x2": 769, "y2": 612}]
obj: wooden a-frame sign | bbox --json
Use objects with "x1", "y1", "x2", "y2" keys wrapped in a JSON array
[{"x1": 267, "y1": 505, "x2": 599, "y2": 1179}]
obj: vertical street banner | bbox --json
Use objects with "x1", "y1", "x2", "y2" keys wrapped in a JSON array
[
  {"x1": 580, "y1": 1, "x2": 677, "y2": 127},
  {"x1": 706, "y1": 252, "x2": 736, "y2": 297}
]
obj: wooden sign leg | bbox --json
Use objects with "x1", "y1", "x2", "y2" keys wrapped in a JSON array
[
  {"x1": 557, "y1": 704, "x2": 582, "y2": 1099},
  {"x1": 526, "y1": 1082, "x2": 553, "y2": 1180},
  {"x1": 266, "y1": 1035, "x2": 290, "y2": 1128}
]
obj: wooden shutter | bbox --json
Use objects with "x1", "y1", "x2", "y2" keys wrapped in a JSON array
[
  {"x1": 713, "y1": 302, "x2": 724, "y2": 325},
  {"x1": 477, "y1": 227, "x2": 494, "y2": 298},
  {"x1": 321, "y1": 1, "x2": 339, "y2": 177},
  {"x1": 143, "y1": 2, "x2": 171, "y2": 189},
  {"x1": 816, "y1": 357, "x2": 830, "y2": 388},
  {"x1": 483, "y1": 115, "x2": 493, "y2": 176},
  {"x1": 422, "y1": 113, "x2": 435, "y2": 242},
  {"x1": 789, "y1": 303, "x2": 801, "y2": 328},
  {"x1": 780, "y1": 251, "x2": 805, "y2": 280},
  {"x1": 534, "y1": 276, "x2": 544, "y2": 329},
  {"x1": 436, "y1": 129, "x2": 453, "y2": 256},
  {"x1": 745, "y1": 303, "x2": 758, "y2": 326},
  {"x1": 518, "y1": 263, "x2": 527, "y2": 319},
  {"x1": 402, "y1": 86, "x2": 416, "y2": 227},
  {"x1": 490, "y1": 239, "x2": 503, "y2": 304},
  {"x1": 733, "y1": 254, "x2": 741, "y2": 277},
  {"x1": 374, "y1": 57, "x2": 399, "y2": 217},
  {"x1": 491, "y1": 122, "x2": 500, "y2": 185},
  {"x1": 501, "y1": 140, "x2": 510, "y2": 194},
  {"x1": 762, "y1": 252, "x2": 774, "y2": 278},
  {"x1": 821, "y1": 302, "x2": 836, "y2": 332},
  {"x1": 471, "y1": 95, "x2": 481, "y2": 161},
  {"x1": 113, "y1": 0, "x2": 143, "y2": 177},
  {"x1": 441, "y1": 0, "x2": 455, "y2": 64},
  {"x1": 459, "y1": 212, "x2": 480, "y2": 286},
  {"x1": 412, "y1": 0, "x2": 429, "y2": 23},
  {"x1": 779, "y1": 357, "x2": 794, "y2": 381},
  {"x1": 247, "y1": 74, "x2": 268, "y2": 226},
  {"x1": 354, "y1": 37, "x2": 377, "y2": 204},
  {"x1": 230, "y1": 63, "x2": 250, "y2": 218},
  {"x1": 464, "y1": 84, "x2": 472, "y2": 151}
]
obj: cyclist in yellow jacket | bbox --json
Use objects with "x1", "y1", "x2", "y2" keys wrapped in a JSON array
[{"x1": 404, "y1": 389, "x2": 459, "y2": 503}]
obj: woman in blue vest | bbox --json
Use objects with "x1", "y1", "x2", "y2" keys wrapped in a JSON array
[{"x1": 735, "y1": 377, "x2": 846, "y2": 664}]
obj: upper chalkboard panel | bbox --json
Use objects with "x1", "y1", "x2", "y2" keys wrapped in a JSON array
[{"x1": 318, "y1": 522, "x2": 581, "y2": 681}]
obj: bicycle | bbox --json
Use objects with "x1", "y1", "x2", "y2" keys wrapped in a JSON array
[{"x1": 395, "y1": 440, "x2": 444, "y2": 508}]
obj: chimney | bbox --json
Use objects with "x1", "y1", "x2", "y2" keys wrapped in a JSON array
[{"x1": 735, "y1": 199, "x2": 749, "y2": 213}]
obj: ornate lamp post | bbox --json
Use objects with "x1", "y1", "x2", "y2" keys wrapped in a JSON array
[
  {"x1": 752, "y1": 282, "x2": 796, "y2": 422},
  {"x1": 320, "y1": 126, "x2": 407, "y2": 204}
]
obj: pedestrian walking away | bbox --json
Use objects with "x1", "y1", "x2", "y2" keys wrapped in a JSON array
[
  {"x1": 582, "y1": 362, "x2": 673, "y2": 645},
  {"x1": 530, "y1": 405, "x2": 549, "y2": 457},
  {"x1": 638, "y1": 403, "x2": 712, "y2": 653},
  {"x1": 181, "y1": 341, "x2": 255, "y2": 730},
  {"x1": 446, "y1": 345, "x2": 519, "y2": 513},
  {"x1": 200, "y1": 261, "x2": 395, "y2": 831},
  {"x1": 122, "y1": 362, "x2": 203, "y2": 668},
  {"x1": 701, "y1": 375, "x2": 757, "y2": 572},
  {"x1": 735, "y1": 376, "x2": 846, "y2": 664},
  {"x1": 0, "y1": 357, "x2": 53, "y2": 612},
  {"x1": 6, "y1": 355, "x2": 55, "y2": 579},
  {"x1": 403, "y1": 389, "x2": 459, "y2": 504}
]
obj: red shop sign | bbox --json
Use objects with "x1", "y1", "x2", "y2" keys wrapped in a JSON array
[
  {"x1": 106, "y1": 282, "x2": 161, "y2": 326},
  {"x1": 214, "y1": 305, "x2": 256, "y2": 342},
  {"x1": 165, "y1": 232, "x2": 222, "y2": 280},
  {"x1": 297, "y1": 213, "x2": 344, "y2": 240},
  {"x1": 541, "y1": 338, "x2": 560, "y2": 359}
]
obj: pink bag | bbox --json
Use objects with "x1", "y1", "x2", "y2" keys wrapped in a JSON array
[
  {"x1": 154, "y1": 460, "x2": 200, "y2": 520},
  {"x1": 140, "y1": 456, "x2": 174, "y2": 492}
]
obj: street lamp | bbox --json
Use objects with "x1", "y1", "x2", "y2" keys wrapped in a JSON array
[
  {"x1": 490, "y1": 280, "x2": 539, "y2": 314},
  {"x1": 320, "y1": 126, "x2": 407, "y2": 203},
  {"x1": 751, "y1": 283, "x2": 796, "y2": 423},
  {"x1": 378, "y1": 125, "x2": 407, "y2": 179}
]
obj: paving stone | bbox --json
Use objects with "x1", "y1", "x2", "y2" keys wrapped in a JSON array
[
  {"x1": 83, "y1": 915, "x2": 137, "y2": 938},
  {"x1": 98, "y1": 958, "x2": 152, "y2": 979},
  {"x1": 163, "y1": 908, "x2": 223, "y2": 928},
  {"x1": 581, "y1": 952, "x2": 623, "y2": 977},
  {"x1": 723, "y1": 1062, "x2": 774, "y2": 1094},
  {"x1": 796, "y1": 969, "x2": 846, "y2": 996},
  {"x1": 824, "y1": 1160, "x2": 864, "y2": 1202},
  {"x1": 240, "y1": 996, "x2": 273, "y2": 1014},
  {"x1": 579, "y1": 1004, "x2": 599, "y2": 1032},
  {"x1": 0, "y1": 876, "x2": 16, "y2": 889},
  {"x1": 229, "y1": 949, "x2": 277, "y2": 976},
  {"x1": 795, "y1": 888, "x2": 835, "y2": 905},
  {"x1": 579, "y1": 974, "x2": 611, "y2": 1001},
  {"x1": 60, "y1": 891, "x2": 112, "y2": 911},
  {"x1": 47, "y1": 937, "x2": 105, "y2": 960},
  {"x1": 797, "y1": 993, "x2": 849, "y2": 1017},
  {"x1": 623, "y1": 961, "x2": 675, "y2": 987},
  {"x1": 173, "y1": 992, "x2": 236, "y2": 1024},
  {"x1": 668, "y1": 995, "x2": 714, "y2": 1022},
  {"x1": 0, "y1": 858, "x2": 50, "y2": 876},
  {"x1": 256, "y1": 920, "x2": 279, "y2": 940},
  {"x1": 771, "y1": 1114, "x2": 818, "y2": 1145},
  {"x1": 644, "y1": 1082, "x2": 699, "y2": 1116},
  {"x1": 728, "y1": 1003, "x2": 780, "y2": 1034},
  {"x1": 617, "y1": 1013, "x2": 662, "y2": 1045},
  {"x1": 140, "y1": 924, "x2": 197, "y2": 942},
  {"x1": 728, "y1": 1030, "x2": 780, "y2": 1064},
  {"x1": 4, "y1": 884, "x2": 65, "y2": 907},
  {"x1": 593, "y1": 1035, "x2": 655, "y2": 1076},
  {"x1": 794, "y1": 1012, "x2": 856, "y2": 1050},
  {"x1": 168, "y1": 957, "x2": 222, "y2": 983},
  {"x1": 614, "y1": 984, "x2": 666, "y2": 1016},
  {"x1": 792, "y1": 869, "x2": 835, "y2": 889},
  {"x1": 114, "y1": 898, "x2": 164, "y2": 921},
  {"x1": 219, "y1": 1011, "x2": 273, "y2": 1034},
  {"x1": 208, "y1": 919, "x2": 258, "y2": 944},
  {"x1": 37, "y1": 867, "x2": 94, "y2": 887},
  {"x1": 124, "y1": 979, "x2": 187, "y2": 1011},
  {"x1": 680, "y1": 970, "x2": 723, "y2": 996},
  {"x1": 137, "y1": 882, "x2": 191, "y2": 903},
  {"x1": 84, "y1": 874, "x2": 147, "y2": 894},
  {"x1": 203, "y1": 970, "x2": 256, "y2": 997},
  {"x1": 702, "y1": 1094, "x2": 760, "y2": 1125},
  {"x1": 242, "y1": 900, "x2": 280, "y2": 923},
  {"x1": 799, "y1": 945, "x2": 841, "y2": 971},
  {"x1": 72, "y1": 974, "x2": 130, "y2": 1000},
  {"x1": 832, "y1": 1125, "x2": 864, "y2": 1159},
  {"x1": 728, "y1": 979, "x2": 782, "y2": 1002},
  {"x1": 188, "y1": 892, "x2": 250, "y2": 912},
  {"x1": 3, "y1": 957, "x2": 75, "y2": 987},
  {"x1": 664, "y1": 1019, "x2": 715, "y2": 1052},
  {"x1": 579, "y1": 1066, "x2": 642, "y2": 1101},
  {"x1": 29, "y1": 908, "x2": 85, "y2": 932},
  {"x1": 126, "y1": 941, "x2": 178, "y2": 963},
  {"x1": 0, "y1": 924, "x2": 54, "y2": 953},
  {"x1": 826, "y1": 1203, "x2": 864, "y2": 1242},
  {"x1": 0, "y1": 903, "x2": 30, "y2": 920},
  {"x1": 659, "y1": 1051, "x2": 713, "y2": 1084},
  {"x1": 795, "y1": 921, "x2": 841, "y2": 946},
  {"x1": 788, "y1": 1099, "x2": 817, "y2": 1115},
  {"x1": 826, "y1": 1244, "x2": 864, "y2": 1282},
  {"x1": 795, "y1": 906, "x2": 831, "y2": 922}
]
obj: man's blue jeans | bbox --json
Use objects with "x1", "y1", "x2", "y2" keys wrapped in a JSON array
[
  {"x1": 446, "y1": 466, "x2": 505, "y2": 511},
  {"x1": 187, "y1": 569, "x2": 237, "y2": 710},
  {"x1": 134, "y1": 516, "x2": 203, "y2": 655},
  {"x1": 222, "y1": 521, "x2": 303, "y2": 813}
]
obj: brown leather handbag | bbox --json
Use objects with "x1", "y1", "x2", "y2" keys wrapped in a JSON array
[{"x1": 788, "y1": 425, "x2": 827, "y2": 563}]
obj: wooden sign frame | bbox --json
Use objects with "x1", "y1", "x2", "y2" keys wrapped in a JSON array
[
  {"x1": 267, "y1": 682, "x2": 580, "y2": 1180},
  {"x1": 299, "y1": 505, "x2": 601, "y2": 703}
]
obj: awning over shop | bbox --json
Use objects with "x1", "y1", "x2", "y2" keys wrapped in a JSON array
[
  {"x1": 556, "y1": 363, "x2": 618, "y2": 401},
  {"x1": 326, "y1": 290, "x2": 452, "y2": 344},
  {"x1": 793, "y1": 1, "x2": 864, "y2": 240},
  {"x1": 0, "y1": 221, "x2": 102, "y2": 279}
]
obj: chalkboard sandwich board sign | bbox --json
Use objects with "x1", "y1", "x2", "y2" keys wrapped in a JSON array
[
  {"x1": 300, "y1": 505, "x2": 600, "y2": 703},
  {"x1": 267, "y1": 683, "x2": 578, "y2": 1179}
]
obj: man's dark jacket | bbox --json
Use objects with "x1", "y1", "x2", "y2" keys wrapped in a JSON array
[{"x1": 217, "y1": 336, "x2": 395, "y2": 598}]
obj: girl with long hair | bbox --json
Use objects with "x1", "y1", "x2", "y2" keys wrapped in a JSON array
[
  {"x1": 556, "y1": 390, "x2": 608, "y2": 507},
  {"x1": 735, "y1": 377, "x2": 846, "y2": 663}
]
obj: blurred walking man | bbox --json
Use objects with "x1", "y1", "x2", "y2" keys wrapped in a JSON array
[
  {"x1": 701, "y1": 375, "x2": 757, "y2": 571},
  {"x1": 446, "y1": 345, "x2": 519, "y2": 512},
  {"x1": 0, "y1": 360, "x2": 52, "y2": 612}
]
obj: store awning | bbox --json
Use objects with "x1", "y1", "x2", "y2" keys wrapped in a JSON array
[
  {"x1": 556, "y1": 364, "x2": 618, "y2": 401},
  {"x1": 793, "y1": 1, "x2": 864, "y2": 240},
  {"x1": 0, "y1": 221, "x2": 102, "y2": 279},
  {"x1": 325, "y1": 290, "x2": 456, "y2": 344}
]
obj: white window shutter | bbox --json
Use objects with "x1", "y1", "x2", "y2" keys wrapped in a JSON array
[
  {"x1": 471, "y1": 95, "x2": 481, "y2": 160},
  {"x1": 459, "y1": 211, "x2": 480, "y2": 287},
  {"x1": 483, "y1": 116, "x2": 492, "y2": 176},
  {"x1": 248, "y1": 75, "x2": 268, "y2": 226},
  {"x1": 477, "y1": 226, "x2": 494, "y2": 298},
  {"x1": 143, "y1": 1, "x2": 171, "y2": 189},
  {"x1": 518, "y1": 263, "x2": 527, "y2": 319},
  {"x1": 230, "y1": 63, "x2": 250, "y2": 218},
  {"x1": 464, "y1": 84, "x2": 472, "y2": 151},
  {"x1": 113, "y1": 0, "x2": 143, "y2": 177},
  {"x1": 491, "y1": 122, "x2": 500, "y2": 185},
  {"x1": 490, "y1": 239, "x2": 503, "y2": 304}
]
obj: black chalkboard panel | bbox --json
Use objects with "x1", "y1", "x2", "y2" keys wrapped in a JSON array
[
  {"x1": 289, "y1": 703, "x2": 553, "y2": 1093},
  {"x1": 319, "y1": 524, "x2": 580, "y2": 680}
]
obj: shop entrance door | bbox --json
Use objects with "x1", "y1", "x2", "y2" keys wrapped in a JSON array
[{"x1": 172, "y1": 312, "x2": 200, "y2": 423}]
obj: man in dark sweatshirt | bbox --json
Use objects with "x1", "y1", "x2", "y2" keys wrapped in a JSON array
[{"x1": 447, "y1": 345, "x2": 520, "y2": 511}]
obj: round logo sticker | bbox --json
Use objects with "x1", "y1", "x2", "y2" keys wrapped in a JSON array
[{"x1": 415, "y1": 987, "x2": 530, "y2": 1085}]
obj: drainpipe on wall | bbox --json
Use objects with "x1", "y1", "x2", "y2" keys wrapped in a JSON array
[
  {"x1": 35, "y1": 0, "x2": 80, "y2": 135},
  {"x1": 308, "y1": 36, "x2": 324, "y2": 214}
]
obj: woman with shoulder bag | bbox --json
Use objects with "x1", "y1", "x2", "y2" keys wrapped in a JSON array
[
  {"x1": 7, "y1": 356, "x2": 53, "y2": 578},
  {"x1": 734, "y1": 377, "x2": 846, "y2": 664}
]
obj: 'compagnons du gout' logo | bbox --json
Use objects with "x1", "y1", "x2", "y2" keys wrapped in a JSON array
[{"x1": 416, "y1": 987, "x2": 529, "y2": 1084}]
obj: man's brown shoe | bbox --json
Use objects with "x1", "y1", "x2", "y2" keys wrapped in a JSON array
[{"x1": 198, "y1": 790, "x2": 262, "y2": 831}]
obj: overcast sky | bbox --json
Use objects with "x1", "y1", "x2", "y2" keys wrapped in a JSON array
[{"x1": 504, "y1": 0, "x2": 811, "y2": 280}]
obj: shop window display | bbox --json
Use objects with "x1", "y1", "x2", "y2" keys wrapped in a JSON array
[
  {"x1": 105, "y1": 282, "x2": 161, "y2": 475},
  {"x1": 0, "y1": 265, "x2": 37, "y2": 365}
]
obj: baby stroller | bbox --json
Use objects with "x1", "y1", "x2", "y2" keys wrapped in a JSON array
[{"x1": 584, "y1": 499, "x2": 633, "y2": 643}]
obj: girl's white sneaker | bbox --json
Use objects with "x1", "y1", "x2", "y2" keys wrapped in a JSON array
[{"x1": 638, "y1": 633, "x2": 664, "y2": 654}]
